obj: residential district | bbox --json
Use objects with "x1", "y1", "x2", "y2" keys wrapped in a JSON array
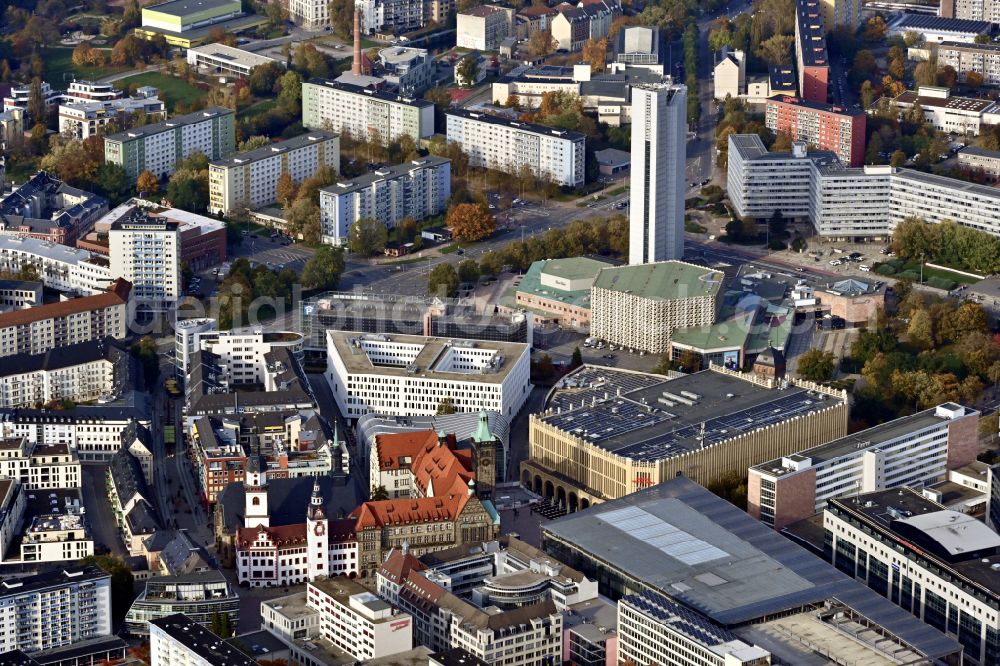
[{"x1": 4, "y1": 0, "x2": 1000, "y2": 665}]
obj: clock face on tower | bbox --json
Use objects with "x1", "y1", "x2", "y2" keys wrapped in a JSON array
[{"x1": 314, "y1": 522, "x2": 326, "y2": 537}]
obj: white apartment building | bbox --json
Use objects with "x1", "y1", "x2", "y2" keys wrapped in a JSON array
[
  {"x1": 108, "y1": 209, "x2": 181, "y2": 308},
  {"x1": 0, "y1": 278, "x2": 130, "y2": 358},
  {"x1": 18, "y1": 504, "x2": 95, "y2": 564},
  {"x1": 629, "y1": 83, "x2": 686, "y2": 264},
  {"x1": 186, "y1": 42, "x2": 282, "y2": 76},
  {"x1": 944, "y1": 0, "x2": 1000, "y2": 22},
  {"x1": 958, "y1": 145, "x2": 1000, "y2": 180},
  {"x1": 208, "y1": 131, "x2": 340, "y2": 215},
  {"x1": 325, "y1": 331, "x2": 531, "y2": 422},
  {"x1": 58, "y1": 96, "x2": 166, "y2": 140},
  {"x1": 446, "y1": 109, "x2": 585, "y2": 187},
  {"x1": 355, "y1": 0, "x2": 454, "y2": 35},
  {"x1": 939, "y1": 41, "x2": 1000, "y2": 86},
  {"x1": 0, "y1": 439, "x2": 81, "y2": 489},
  {"x1": 0, "y1": 236, "x2": 113, "y2": 296},
  {"x1": 748, "y1": 403, "x2": 979, "y2": 530},
  {"x1": 618, "y1": 591, "x2": 771, "y2": 666},
  {"x1": 288, "y1": 0, "x2": 330, "y2": 28},
  {"x1": 62, "y1": 80, "x2": 123, "y2": 105},
  {"x1": 308, "y1": 577, "x2": 413, "y2": 661},
  {"x1": 0, "y1": 566, "x2": 112, "y2": 654},
  {"x1": 104, "y1": 107, "x2": 236, "y2": 181},
  {"x1": 150, "y1": 614, "x2": 257, "y2": 666},
  {"x1": 457, "y1": 5, "x2": 514, "y2": 51},
  {"x1": 0, "y1": 280, "x2": 41, "y2": 312},
  {"x1": 174, "y1": 317, "x2": 219, "y2": 377},
  {"x1": 0, "y1": 479, "x2": 24, "y2": 558},
  {"x1": 714, "y1": 47, "x2": 746, "y2": 100},
  {"x1": 825, "y1": 489, "x2": 1000, "y2": 666},
  {"x1": 0, "y1": 339, "x2": 127, "y2": 409},
  {"x1": 2, "y1": 81, "x2": 60, "y2": 114},
  {"x1": 0, "y1": 409, "x2": 151, "y2": 464},
  {"x1": 318, "y1": 156, "x2": 450, "y2": 246},
  {"x1": 590, "y1": 261, "x2": 722, "y2": 354},
  {"x1": 728, "y1": 132, "x2": 1000, "y2": 240},
  {"x1": 891, "y1": 86, "x2": 1000, "y2": 136},
  {"x1": 302, "y1": 79, "x2": 435, "y2": 144}
]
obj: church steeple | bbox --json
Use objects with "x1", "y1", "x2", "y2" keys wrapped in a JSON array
[{"x1": 244, "y1": 439, "x2": 269, "y2": 528}]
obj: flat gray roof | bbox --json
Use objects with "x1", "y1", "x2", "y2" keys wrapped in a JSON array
[
  {"x1": 540, "y1": 476, "x2": 963, "y2": 661},
  {"x1": 750, "y1": 405, "x2": 968, "y2": 474},
  {"x1": 105, "y1": 107, "x2": 233, "y2": 142},
  {"x1": 144, "y1": 0, "x2": 238, "y2": 17},
  {"x1": 210, "y1": 131, "x2": 337, "y2": 168},
  {"x1": 326, "y1": 331, "x2": 528, "y2": 382},
  {"x1": 540, "y1": 367, "x2": 842, "y2": 461}
]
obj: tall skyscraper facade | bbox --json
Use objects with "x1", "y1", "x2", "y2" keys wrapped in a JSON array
[{"x1": 629, "y1": 83, "x2": 687, "y2": 265}]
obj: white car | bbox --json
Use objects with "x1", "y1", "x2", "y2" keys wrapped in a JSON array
[
  {"x1": 859, "y1": 265, "x2": 871, "y2": 272},
  {"x1": 830, "y1": 259, "x2": 842, "y2": 266}
]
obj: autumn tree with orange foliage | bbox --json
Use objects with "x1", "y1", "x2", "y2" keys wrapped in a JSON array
[
  {"x1": 447, "y1": 203, "x2": 495, "y2": 242},
  {"x1": 582, "y1": 37, "x2": 608, "y2": 73}
]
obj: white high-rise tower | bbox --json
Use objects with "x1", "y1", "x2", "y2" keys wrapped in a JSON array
[
  {"x1": 306, "y1": 478, "x2": 329, "y2": 581},
  {"x1": 629, "y1": 83, "x2": 687, "y2": 265}
]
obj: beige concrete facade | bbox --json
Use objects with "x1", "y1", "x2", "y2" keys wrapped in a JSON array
[
  {"x1": 521, "y1": 369, "x2": 849, "y2": 509},
  {"x1": 590, "y1": 285, "x2": 718, "y2": 353}
]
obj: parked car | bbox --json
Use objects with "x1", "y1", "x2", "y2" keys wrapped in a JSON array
[{"x1": 830, "y1": 259, "x2": 842, "y2": 266}]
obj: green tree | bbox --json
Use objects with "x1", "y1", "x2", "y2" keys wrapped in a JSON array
[
  {"x1": 131, "y1": 336, "x2": 160, "y2": 387},
  {"x1": 166, "y1": 169, "x2": 209, "y2": 212},
  {"x1": 95, "y1": 163, "x2": 131, "y2": 205},
  {"x1": 81, "y1": 555, "x2": 134, "y2": 623},
  {"x1": 302, "y1": 245, "x2": 345, "y2": 290},
  {"x1": 796, "y1": 348, "x2": 836, "y2": 382},
  {"x1": 757, "y1": 34, "x2": 794, "y2": 65},
  {"x1": 907, "y1": 309, "x2": 935, "y2": 350},
  {"x1": 285, "y1": 198, "x2": 322, "y2": 244},
  {"x1": 436, "y1": 397, "x2": 457, "y2": 414},
  {"x1": 456, "y1": 55, "x2": 480, "y2": 86},
  {"x1": 428, "y1": 262, "x2": 459, "y2": 297},
  {"x1": 457, "y1": 259, "x2": 480, "y2": 284},
  {"x1": 347, "y1": 217, "x2": 388, "y2": 257},
  {"x1": 238, "y1": 135, "x2": 271, "y2": 152},
  {"x1": 370, "y1": 485, "x2": 389, "y2": 500},
  {"x1": 277, "y1": 70, "x2": 303, "y2": 115},
  {"x1": 571, "y1": 346, "x2": 583, "y2": 369}
]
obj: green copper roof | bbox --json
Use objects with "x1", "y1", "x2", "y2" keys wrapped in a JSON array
[{"x1": 593, "y1": 261, "x2": 723, "y2": 301}]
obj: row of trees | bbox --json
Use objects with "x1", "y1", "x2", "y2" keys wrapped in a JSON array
[{"x1": 891, "y1": 217, "x2": 1000, "y2": 274}]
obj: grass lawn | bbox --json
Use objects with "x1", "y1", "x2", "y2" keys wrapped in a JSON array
[
  {"x1": 875, "y1": 259, "x2": 980, "y2": 286},
  {"x1": 45, "y1": 46, "x2": 125, "y2": 84},
  {"x1": 606, "y1": 186, "x2": 627, "y2": 196},
  {"x1": 117, "y1": 72, "x2": 207, "y2": 113},
  {"x1": 5, "y1": 156, "x2": 40, "y2": 183},
  {"x1": 238, "y1": 98, "x2": 277, "y2": 119}
]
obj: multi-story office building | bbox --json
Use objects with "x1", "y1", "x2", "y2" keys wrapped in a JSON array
[
  {"x1": 136, "y1": 0, "x2": 268, "y2": 48},
  {"x1": 302, "y1": 79, "x2": 434, "y2": 143},
  {"x1": 150, "y1": 613, "x2": 256, "y2": 666},
  {"x1": 58, "y1": 95, "x2": 166, "y2": 140},
  {"x1": 125, "y1": 571, "x2": 240, "y2": 636},
  {"x1": 728, "y1": 133, "x2": 1000, "y2": 239},
  {"x1": 376, "y1": 548, "x2": 564, "y2": 665},
  {"x1": 104, "y1": 107, "x2": 236, "y2": 181},
  {"x1": 0, "y1": 408, "x2": 151, "y2": 464},
  {"x1": 543, "y1": 477, "x2": 962, "y2": 665},
  {"x1": 794, "y1": 0, "x2": 830, "y2": 103},
  {"x1": 0, "y1": 566, "x2": 112, "y2": 654},
  {"x1": 309, "y1": 577, "x2": 413, "y2": 661},
  {"x1": 748, "y1": 402, "x2": 979, "y2": 529},
  {"x1": 522, "y1": 366, "x2": 849, "y2": 508},
  {"x1": 618, "y1": 591, "x2": 770, "y2": 666},
  {"x1": 288, "y1": 0, "x2": 331, "y2": 29},
  {"x1": 958, "y1": 145, "x2": 1000, "y2": 180},
  {"x1": 185, "y1": 43, "x2": 282, "y2": 77},
  {"x1": 377, "y1": 46, "x2": 435, "y2": 95},
  {"x1": 318, "y1": 156, "x2": 450, "y2": 246},
  {"x1": 818, "y1": 0, "x2": 862, "y2": 28},
  {"x1": 355, "y1": 0, "x2": 454, "y2": 35},
  {"x1": 101, "y1": 199, "x2": 226, "y2": 270},
  {"x1": 0, "y1": 338, "x2": 129, "y2": 409},
  {"x1": 629, "y1": 83, "x2": 686, "y2": 264},
  {"x1": 892, "y1": 85, "x2": 1000, "y2": 136},
  {"x1": 939, "y1": 40, "x2": 1000, "y2": 86},
  {"x1": 457, "y1": 5, "x2": 515, "y2": 51},
  {"x1": 208, "y1": 131, "x2": 340, "y2": 216},
  {"x1": 824, "y1": 489, "x2": 1000, "y2": 666},
  {"x1": 325, "y1": 331, "x2": 531, "y2": 421},
  {"x1": 727, "y1": 136, "x2": 827, "y2": 220},
  {"x1": 108, "y1": 208, "x2": 181, "y2": 308},
  {"x1": 989, "y1": 462, "x2": 1000, "y2": 532},
  {"x1": 940, "y1": 0, "x2": 1000, "y2": 22},
  {"x1": 0, "y1": 280, "x2": 41, "y2": 312},
  {"x1": 0, "y1": 438, "x2": 82, "y2": 489},
  {"x1": 446, "y1": 108, "x2": 585, "y2": 187},
  {"x1": 0, "y1": 236, "x2": 112, "y2": 295},
  {"x1": 0, "y1": 279, "x2": 130, "y2": 358},
  {"x1": 590, "y1": 261, "x2": 721, "y2": 354},
  {"x1": 765, "y1": 96, "x2": 865, "y2": 166}
]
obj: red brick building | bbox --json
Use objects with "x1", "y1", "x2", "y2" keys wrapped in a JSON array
[
  {"x1": 795, "y1": 0, "x2": 830, "y2": 103},
  {"x1": 765, "y1": 96, "x2": 866, "y2": 167}
]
